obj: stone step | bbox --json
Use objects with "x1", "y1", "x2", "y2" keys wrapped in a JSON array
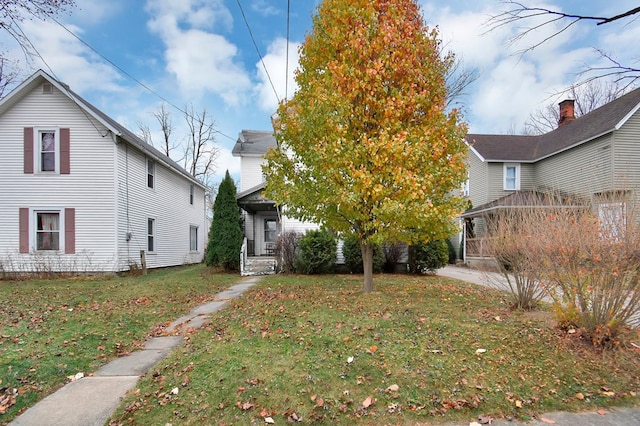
[{"x1": 243, "y1": 257, "x2": 276, "y2": 276}]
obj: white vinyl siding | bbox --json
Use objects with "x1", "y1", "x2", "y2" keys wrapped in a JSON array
[
  {"x1": 240, "y1": 156, "x2": 266, "y2": 191},
  {"x1": 115, "y1": 142, "x2": 207, "y2": 270},
  {"x1": 0, "y1": 74, "x2": 208, "y2": 273},
  {"x1": 0, "y1": 83, "x2": 118, "y2": 272}
]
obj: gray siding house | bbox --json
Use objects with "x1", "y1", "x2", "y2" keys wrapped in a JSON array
[{"x1": 462, "y1": 87, "x2": 640, "y2": 263}]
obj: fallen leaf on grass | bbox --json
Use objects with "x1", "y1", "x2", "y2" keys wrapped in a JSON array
[
  {"x1": 236, "y1": 401, "x2": 254, "y2": 411},
  {"x1": 575, "y1": 392, "x2": 584, "y2": 400},
  {"x1": 515, "y1": 399, "x2": 523, "y2": 408},
  {"x1": 362, "y1": 396, "x2": 374, "y2": 408},
  {"x1": 0, "y1": 388, "x2": 18, "y2": 414},
  {"x1": 475, "y1": 348, "x2": 487, "y2": 355},
  {"x1": 385, "y1": 384, "x2": 399, "y2": 393},
  {"x1": 264, "y1": 416, "x2": 275, "y2": 424}
]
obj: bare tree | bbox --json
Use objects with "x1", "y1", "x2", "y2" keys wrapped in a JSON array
[
  {"x1": 523, "y1": 79, "x2": 628, "y2": 134},
  {"x1": 138, "y1": 103, "x2": 220, "y2": 190},
  {"x1": 183, "y1": 104, "x2": 220, "y2": 190},
  {"x1": 137, "y1": 103, "x2": 179, "y2": 157},
  {"x1": 153, "y1": 103, "x2": 174, "y2": 157},
  {"x1": 0, "y1": 0, "x2": 76, "y2": 58},
  {"x1": 486, "y1": 1, "x2": 640, "y2": 88},
  {"x1": 0, "y1": 55, "x2": 20, "y2": 98},
  {"x1": 445, "y1": 56, "x2": 480, "y2": 106}
]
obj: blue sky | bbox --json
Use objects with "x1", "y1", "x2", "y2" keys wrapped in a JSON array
[{"x1": 1, "y1": 0, "x2": 638, "y2": 184}]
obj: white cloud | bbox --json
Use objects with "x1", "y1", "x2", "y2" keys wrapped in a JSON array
[
  {"x1": 254, "y1": 37, "x2": 301, "y2": 112},
  {"x1": 17, "y1": 20, "x2": 122, "y2": 93},
  {"x1": 251, "y1": 0, "x2": 280, "y2": 17},
  {"x1": 145, "y1": 0, "x2": 250, "y2": 106},
  {"x1": 419, "y1": 0, "x2": 618, "y2": 133}
]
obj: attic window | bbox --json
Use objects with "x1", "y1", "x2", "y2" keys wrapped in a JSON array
[{"x1": 42, "y1": 83, "x2": 53, "y2": 94}]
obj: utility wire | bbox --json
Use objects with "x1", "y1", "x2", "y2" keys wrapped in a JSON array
[
  {"x1": 236, "y1": 0, "x2": 280, "y2": 105},
  {"x1": 285, "y1": 0, "x2": 290, "y2": 101},
  {"x1": 28, "y1": 3, "x2": 237, "y2": 142}
]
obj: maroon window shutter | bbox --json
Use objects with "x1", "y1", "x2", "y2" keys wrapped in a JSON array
[
  {"x1": 60, "y1": 128, "x2": 70, "y2": 174},
  {"x1": 24, "y1": 127, "x2": 34, "y2": 174},
  {"x1": 65, "y1": 208, "x2": 75, "y2": 254},
  {"x1": 19, "y1": 208, "x2": 29, "y2": 253}
]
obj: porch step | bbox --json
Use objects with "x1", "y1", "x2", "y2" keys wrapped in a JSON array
[{"x1": 243, "y1": 256, "x2": 276, "y2": 276}]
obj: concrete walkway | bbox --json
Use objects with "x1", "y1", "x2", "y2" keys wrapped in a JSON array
[
  {"x1": 438, "y1": 265, "x2": 640, "y2": 426},
  {"x1": 9, "y1": 275, "x2": 262, "y2": 426}
]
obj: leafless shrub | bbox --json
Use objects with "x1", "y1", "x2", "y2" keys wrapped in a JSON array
[
  {"x1": 484, "y1": 190, "x2": 640, "y2": 347},
  {"x1": 0, "y1": 250, "x2": 101, "y2": 280},
  {"x1": 382, "y1": 242, "x2": 405, "y2": 273},
  {"x1": 485, "y1": 208, "x2": 546, "y2": 310},
  {"x1": 274, "y1": 231, "x2": 302, "y2": 273}
]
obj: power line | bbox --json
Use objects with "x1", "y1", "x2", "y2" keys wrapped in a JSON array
[
  {"x1": 286, "y1": 0, "x2": 290, "y2": 101},
  {"x1": 236, "y1": 0, "x2": 280, "y2": 105},
  {"x1": 27, "y1": 4, "x2": 237, "y2": 142}
]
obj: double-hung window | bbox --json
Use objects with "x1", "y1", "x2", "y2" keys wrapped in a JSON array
[
  {"x1": 36, "y1": 211, "x2": 60, "y2": 250},
  {"x1": 190, "y1": 225, "x2": 198, "y2": 251},
  {"x1": 24, "y1": 127, "x2": 70, "y2": 175},
  {"x1": 19, "y1": 208, "x2": 75, "y2": 254},
  {"x1": 39, "y1": 131, "x2": 57, "y2": 172},
  {"x1": 503, "y1": 163, "x2": 520, "y2": 191},
  {"x1": 598, "y1": 202, "x2": 626, "y2": 241},
  {"x1": 147, "y1": 217, "x2": 156, "y2": 253},
  {"x1": 147, "y1": 158, "x2": 155, "y2": 189}
]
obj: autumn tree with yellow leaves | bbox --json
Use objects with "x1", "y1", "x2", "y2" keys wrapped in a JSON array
[{"x1": 264, "y1": 0, "x2": 468, "y2": 292}]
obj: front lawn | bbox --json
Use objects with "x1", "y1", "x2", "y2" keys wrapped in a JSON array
[
  {"x1": 108, "y1": 274, "x2": 640, "y2": 425},
  {"x1": 0, "y1": 265, "x2": 238, "y2": 423}
]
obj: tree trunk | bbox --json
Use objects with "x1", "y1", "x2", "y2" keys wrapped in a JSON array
[{"x1": 361, "y1": 242, "x2": 374, "y2": 293}]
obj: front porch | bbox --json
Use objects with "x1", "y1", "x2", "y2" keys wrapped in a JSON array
[{"x1": 461, "y1": 190, "x2": 585, "y2": 268}]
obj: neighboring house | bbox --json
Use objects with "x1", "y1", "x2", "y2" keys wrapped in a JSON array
[
  {"x1": 0, "y1": 70, "x2": 207, "y2": 274},
  {"x1": 462, "y1": 87, "x2": 640, "y2": 265},
  {"x1": 232, "y1": 130, "x2": 318, "y2": 258}
]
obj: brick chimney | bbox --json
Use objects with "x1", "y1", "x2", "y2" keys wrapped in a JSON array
[{"x1": 558, "y1": 99, "x2": 575, "y2": 127}]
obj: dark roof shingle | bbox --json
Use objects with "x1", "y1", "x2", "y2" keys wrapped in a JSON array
[{"x1": 468, "y1": 87, "x2": 640, "y2": 162}]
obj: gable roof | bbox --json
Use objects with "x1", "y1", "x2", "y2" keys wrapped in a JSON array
[
  {"x1": 0, "y1": 69, "x2": 205, "y2": 189},
  {"x1": 232, "y1": 130, "x2": 276, "y2": 157},
  {"x1": 467, "y1": 87, "x2": 640, "y2": 162}
]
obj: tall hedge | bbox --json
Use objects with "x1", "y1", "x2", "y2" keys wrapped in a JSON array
[{"x1": 206, "y1": 171, "x2": 243, "y2": 270}]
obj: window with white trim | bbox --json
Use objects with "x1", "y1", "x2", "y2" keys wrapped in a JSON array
[
  {"x1": 37, "y1": 129, "x2": 59, "y2": 173},
  {"x1": 36, "y1": 211, "x2": 61, "y2": 250},
  {"x1": 598, "y1": 202, "x2": 626, "y2": 241},
  {"x1": 147, "y1": 158, "x2": 155, "y2": 189},
  {"x1": 147, "y1": 217, "x2": 156, "y2": 252},
  {"x1": 503, "y1": 163, "x2": 520, "y2": 190},
  {"x1": 190, "y1": 225, "x2": 198, "y2": 251}
]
